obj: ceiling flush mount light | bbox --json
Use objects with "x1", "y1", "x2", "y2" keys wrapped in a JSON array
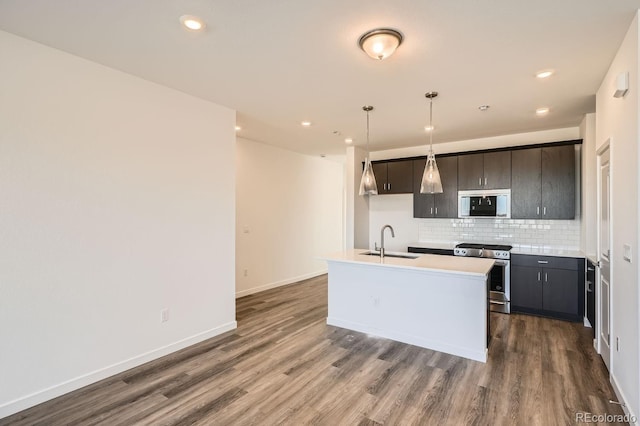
[
  {"x1": 536, "y1": 70, "x2": 554, "y2": 79},
  {"x1": 536, "y1": 107, "x2": 550, "y2": 115},
  {"x1": 424, "y1": 125, "x2": 434, "y2": 132},
  {"x1": 179, "y1": 15, "x2": 205, "y2": 31},
  {"x1": 358, "y1": 28, "x2": 403, "y2": 60},
  {"x1": 420, "y1": 92, "x2": 443, "y2": 194},
  {"x1": 359, "y1": 106, "x2": 378, "y2": 196},
  {"x1": 301, "y1": 121, "x2": 312, "y2": 127},
  {"x1": 478, "y1": 105, "x2": 490, "y2": 111},
  {"x1": 235, "y1": 126, "x2": 242, "y2": 131},
  {"x1": 345, "y1": 138, "x2": 353, "y2": 144}
]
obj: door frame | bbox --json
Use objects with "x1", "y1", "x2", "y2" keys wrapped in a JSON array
[{"x1": 595, "y1": 139, "x2": 612, "y2": 372}]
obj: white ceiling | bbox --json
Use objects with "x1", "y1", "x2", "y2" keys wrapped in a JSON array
[{"x1": 0, "y1": 1, "x2": 638, "y2": 156}]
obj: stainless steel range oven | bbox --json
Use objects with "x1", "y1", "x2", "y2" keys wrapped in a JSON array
[{"x1": 454, "y1": 243, "x2": 512, "y2": 313}]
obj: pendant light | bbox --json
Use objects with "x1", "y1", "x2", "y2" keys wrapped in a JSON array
[
  {"x1": 420, "y1": 92, "x2": 443, "y2": 194},
  {"x1": 359, "y1": 106, "x2": 378, "y2": 195}
]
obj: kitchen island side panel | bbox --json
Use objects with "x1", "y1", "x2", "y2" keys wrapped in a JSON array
[{"x1": 326, "y1": 261, "x2": 488, "y2": 362}]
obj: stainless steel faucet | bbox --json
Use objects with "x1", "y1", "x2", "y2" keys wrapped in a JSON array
[{"x1": 380, "y1": 224, "x2": 395, "y2": 259}]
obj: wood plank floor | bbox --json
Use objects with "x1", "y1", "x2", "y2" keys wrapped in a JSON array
[{"x1": 2, "y1": 275, "x2": 623, "y2": 425}]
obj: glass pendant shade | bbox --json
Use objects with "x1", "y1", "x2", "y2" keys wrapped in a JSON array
[
  {"x1": 359, "y1": 158, "x2": 378, "y2": 195},
  {"x1": 359, "y1": 105, "x2": 378, "y2": 196},
  {"x1": 420, "y1": 91, "x2": 443, "y2": 194},
  {"x1": 420, "y1": 151, "x2": 443, "y2": 194}
]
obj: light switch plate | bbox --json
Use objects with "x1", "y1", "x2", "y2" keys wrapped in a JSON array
[{"x1": 623, "y1": 244, "x2": 632, "y2": 263}]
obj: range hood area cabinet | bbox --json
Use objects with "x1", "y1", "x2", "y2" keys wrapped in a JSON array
[
  {"x1": 413, "y1": 155, "x2": 458, "y2": 218},
  {"x1": 511, "y1": 144, "x2": 575, "y2": 219},
  {"x1": 371, "y1": 159, "x2": 414, "y2": 194},
  {"x1": 458, "y1": 151, "x2": 511, "y2": 190}
]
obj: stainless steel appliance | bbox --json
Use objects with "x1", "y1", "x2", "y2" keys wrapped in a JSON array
[
  {"x1": 458, "y1": 189, "x2": 511, "y2": 218},
  {"x1": 454, "y1": 243, "x2": 512, "y2": 313}
]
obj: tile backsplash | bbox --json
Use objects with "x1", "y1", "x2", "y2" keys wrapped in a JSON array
[{"x1": 418, "y1": 218, "x2": 580, "y2": 250}]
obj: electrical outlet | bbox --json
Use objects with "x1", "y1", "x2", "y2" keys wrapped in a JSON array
[
  {"x1": 161, "y1": 308, "x2": 169, "y2": 323},
  {"x1": 243, "y1": 269, "x2": 248, "y2": 277},
  {"x1": 616, "y1": 337, "x2": 620, "y2": 352}
]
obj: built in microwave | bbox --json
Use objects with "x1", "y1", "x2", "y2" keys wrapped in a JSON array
[{"x1": 458, "y1": 189, "x2": 511, "y2": 218}]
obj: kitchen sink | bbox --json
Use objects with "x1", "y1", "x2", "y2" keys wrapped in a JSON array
[{"x1": 360, "y1": 251, "x2": 420, "y2": 260}]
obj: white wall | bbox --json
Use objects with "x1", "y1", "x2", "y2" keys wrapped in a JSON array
[
  {"x1": 0, "y1": 31, "x2": 236, "y2": 417},
  {"x1": 595, "y1": 12, "x2": 640, "y2": 420},
  {"x1": 580, "y1": 113, "x2": 597, "y2": 255},
  {"x1": 371, "y1": 127, "x2": 580, "y2": 160},
  {"x1": 235, "y1": 138, "x2": 343, "y2": 297},
  {"x1": 346, "y1": 146, "x2": 370, "y2": 248}
]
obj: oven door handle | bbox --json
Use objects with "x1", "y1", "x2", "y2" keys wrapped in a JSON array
[{"x1": 493, "y1": 260, "x2": 509, "y2": 266}]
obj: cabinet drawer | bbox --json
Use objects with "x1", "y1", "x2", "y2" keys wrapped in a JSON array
[{"x1": 511, "y1": 254, "x2": 581, "y2": 270}]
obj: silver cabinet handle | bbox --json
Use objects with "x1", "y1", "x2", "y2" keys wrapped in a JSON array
[
  {"x1": 537, "y1": 206, "x2": 540, "y2": 215},
  {"x1": 430, "y1": 207, "x2": 433, "y2": 215},
  {"x1": 435, "y1": 207, "x2": 438, "y2": 215},
  {"x1": 545, "y1": 272, "x2": 548, "y2": 282},
  {"x1": 537, "y1": 272, "x2": 541, "y2": 281},
  {"x1": 479, "y1": 177, "x2": 482, "y2": 186},
  {"x1": 587, "y1": 267, "x2": 595, "y2": 272},
  {"x1": 537, "y1": 260, "x2": 548, "y2": 264},
  {"x1": 388, "y1": 183, "x2": 391, "y2": 191},
  {"x1": 484, "y1": 177, "x2": 487, "y2": 186},
  {"x1": 543, "y1": 206, "x2": 547, "y2": 215}
]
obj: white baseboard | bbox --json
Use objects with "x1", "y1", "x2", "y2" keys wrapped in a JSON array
[
  {"x1": 235, "y1": 270, "x2": 327, "y2": 298},
  {"x1": 0, "y1": 321, "x2": 237, "y2": 419},
  {"x1": 610, "y1": 372, "x2": 638, "y2": 425}
]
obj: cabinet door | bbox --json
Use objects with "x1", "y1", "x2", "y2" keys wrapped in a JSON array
[
  {"x1": 372, "y1": 162, "x2": 388, "y2": 193},
  {"x1": 511, "y1": 148, "x2": 542, "y2": 219},
  {"x1": 541, "y1": 145, "x2": 575, "y2": 219},
  {"x1": 511, "y1": 265, "x2": 543, "y2": 310},
  {"x1": 433, "y1": 156, "x2": 458, "y2": 217},
  {"x1": 483, "y1": 151, "x2": 511, "y2": 189},
  {"x1": 457, "y1": 153, "x2": 484, "y2": 190},
  {"x1": 386, "y1": 160, "x2": 414, "y2": 194},
  {"x1": 542, "y1": 268, "x2": 579, "y2": 316},
  {"x1": 413, "y1": 159, "x2": 434, "y2": 217}
]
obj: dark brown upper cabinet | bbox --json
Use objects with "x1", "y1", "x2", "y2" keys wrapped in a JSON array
[
  {"x1": 371, "y1": 159, "x2": 413, "y2": 194},
  {"x1": 413, "y1": 156, "x2": 458, "y2": 218},
  {"x1": 511, "y1": 145, "x2": 575, "y2": 219},
  {"x1": 458, "y1": 151, "x2": 511, "y2": 190}
]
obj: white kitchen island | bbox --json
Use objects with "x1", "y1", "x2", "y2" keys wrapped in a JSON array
[{"x1": 322, "y1": 249, "x2": 495, "y2": 362}]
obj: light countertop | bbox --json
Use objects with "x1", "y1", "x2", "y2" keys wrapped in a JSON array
[
  {"x1": 321, "y1": 249, "x2": 494, "y2": 277},
  {"x1": 408, "y1": 241, "x2": 586, "y2": 259},
  {"x1": 511, "y1": 246, "x2": 585, "y2": 258},
  {"x1": 407, "y1": 241, "x2": 457, "y2": 250}
]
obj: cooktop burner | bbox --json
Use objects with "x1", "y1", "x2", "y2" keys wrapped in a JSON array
[{"x1": 456, "y1": 243, "x2": 513, "y2": 251}]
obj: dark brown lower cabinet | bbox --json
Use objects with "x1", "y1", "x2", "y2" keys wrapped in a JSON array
[{"x1": 510, "y1": 254, "x2": 584, "y2": 321}]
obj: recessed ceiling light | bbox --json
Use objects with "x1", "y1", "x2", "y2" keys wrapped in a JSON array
[
  {"x1": 180, "y1": 15, "x2": 205, "y2": 31},
  {"x1": 235, "y1": 126, "x2": 241, "y2": 131},
  {"x1": 536, "y1": 70, "x2": 554, "y2": 79},
  {"x1": 478, "y1": 105, "x2": 490, "y2": 111},
  {"x1": 424, "y1": 126, "x2": 434, "y2": 132},
  {"x1": 536, "y1": 107, "x2": 550, "y2": 115},
  {"x1": 301, "y1": 121, "x2": 312, "y2": 127},
  {"x1": 344, "y1": 138, "x2": 353, "y2": 144}
]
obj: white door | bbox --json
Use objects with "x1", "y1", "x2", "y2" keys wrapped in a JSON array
[{"x1": 597, "y1": 146, "x2": 611, "y2": 370}]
